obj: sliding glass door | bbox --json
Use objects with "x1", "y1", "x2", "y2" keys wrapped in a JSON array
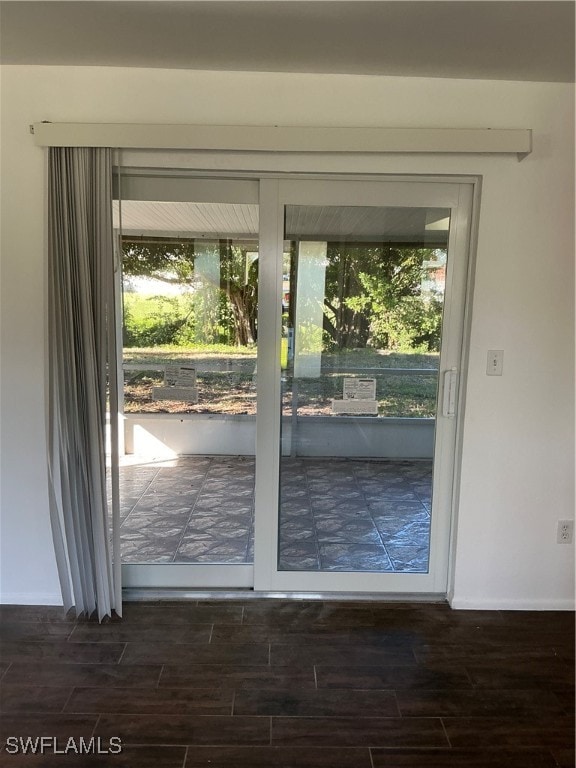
[
  {"x1": 254, "y1": 178, "x2": 473, "y2": 593},
  {"x1": 114, "y1": 173, "x2": 473, "y2": 594}
]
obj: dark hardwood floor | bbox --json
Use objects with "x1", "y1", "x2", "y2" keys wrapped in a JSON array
[{"x1": 0, "y1": 600, "x2": 573, "y2": 767}]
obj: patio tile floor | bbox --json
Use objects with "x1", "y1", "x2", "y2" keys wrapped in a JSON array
[{"x1": 119, "y1": 457, "x2": 432, "y2": 573}]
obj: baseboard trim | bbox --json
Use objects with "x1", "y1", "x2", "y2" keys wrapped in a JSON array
[
  {"x1": 450, "y1": 596, "x2": 575, "y2": 611},
  {"x1": 3, "y1": 591, "x2": 571, "y2": 611},
  {"x1": 0, "y1": 593, "x2": 63, "y2": 606}
]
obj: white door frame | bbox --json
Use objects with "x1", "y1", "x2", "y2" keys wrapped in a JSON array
[{"x1": 116, "y1": 167, "x2": 478, "y2": 596}]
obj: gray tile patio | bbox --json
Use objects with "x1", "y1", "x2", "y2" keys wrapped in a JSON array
[{"x1": 119, "y1": 456, "x2": 432, "y2": 573}]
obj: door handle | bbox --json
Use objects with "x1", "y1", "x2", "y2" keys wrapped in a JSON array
[{"x1": 442, "y1": 368, "x2": 458, "y2": 418}]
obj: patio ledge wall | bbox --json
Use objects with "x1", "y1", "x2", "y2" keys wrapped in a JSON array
[{"x1": 124, "y1": 414, "x2": 434, "y2": 459}]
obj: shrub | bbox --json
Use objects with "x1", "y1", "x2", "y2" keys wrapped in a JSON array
[{"x1": 123, "y1": 295, "x2": 194, "y2": 347}]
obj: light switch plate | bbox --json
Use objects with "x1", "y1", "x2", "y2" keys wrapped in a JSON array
[{"x1": 487, "y1": 350, "x2": 504, "y2": 376}]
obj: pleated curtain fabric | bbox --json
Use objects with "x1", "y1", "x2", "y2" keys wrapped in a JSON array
[{"x1": 47, "y1": 147, "x2": 121, "y2": 621}]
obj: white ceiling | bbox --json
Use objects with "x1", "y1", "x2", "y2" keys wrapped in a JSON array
[{"x1": 1, "y1": 1, "x2": 574, "y2": 83}]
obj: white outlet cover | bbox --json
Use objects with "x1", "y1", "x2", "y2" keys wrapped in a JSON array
[{"x1": 557, "y1": 520, "x2": 574, "y2": 544}]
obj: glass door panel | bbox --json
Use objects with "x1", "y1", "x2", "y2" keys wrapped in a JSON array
[
  {"x1": 254, "y1": 178, "x2": 473, "y2": 594},
  {"x1": 113, "y1": 181, "x2": 259, "y2": 588},
  {"x1": 279, "y1": 204, "x2": 449, "y2": 574}
]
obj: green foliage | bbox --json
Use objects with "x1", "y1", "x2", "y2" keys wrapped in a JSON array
[
  {"x1": 121, "y1": 237, "x2": 444, "y2": 356},
  {"x1": 372, "y1": 295, "x2": 443, "y2": 352},
  {"x1": 321, "y1": 246, "x2": 444, "y2": 353},
  {"x1": 123, "y1": 294, "x2": 194, "y2": 347},
  {"x1": 122, "y1": 241, "x2": 196, "y2": 284},
  {"x1": 295, "y1": 320, "x2": 324, "y2": 355},
  {"x1": 122, "y1": 290, "x2": 256, "y2": 348},
  {"x1": 122, "y1": 238, "x2": 258, "y2": 347}
]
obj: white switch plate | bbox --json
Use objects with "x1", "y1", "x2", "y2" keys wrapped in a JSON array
[{"x1": 487, "y1": 350, "x2": 504, "y2": 376}]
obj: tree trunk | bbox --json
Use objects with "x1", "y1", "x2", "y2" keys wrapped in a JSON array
[{"x1": 227, "y1": 288, "x2": 255, "y2": 346}]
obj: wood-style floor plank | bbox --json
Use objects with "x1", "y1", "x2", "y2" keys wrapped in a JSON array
[
  {"x1": 0, "y1": 599, "x2": 572, "y2": 768},
  {"x1": 442, "y1": 715, "x2": 575, "y2": 749},
  {"x1": 184, "y1": 746, "x2": 373, "y2": 767},
  {"x1": 159, "y1": 664, "x2": 316, "y2": 690},
  {"x1": 0, "y1": 685, "x2": 74, "y2": 714},
  {"x1": 64, "y1": 686, "x2": 234, "y2": 716},
  {"x1": 315, "y1": 663, "x2": 473, "y2": 689},
  {"x1": 0, "y1": 639, "x2": 126, "y2": 664},
  {"x1": 95, "y1": 713, "x2": 271, "y2": 746},
  {"x1": 2, "y1": 661, "x2": 162, "y2": 688},
  {"x1": 395, "y1": 688, "x2": 567, "y2": 717},
  {"x1": 233, "y1": 688, "x2": 400, "y2": 717},
  {"x1": 370, "y1": 748, "x2": 559, "y2": 767},
  {"x1": 120, "y1": 641, "x2": 269, "y2": 666},
  {"x1": 270, "y1": 715, "x2": 449, "y2": 747},
  {"x1": 0, "y1": 714, "x2": 98, "y2": 742},
  {"x1": 0, "y1": 745, "x2": 187, "y2": 767}
]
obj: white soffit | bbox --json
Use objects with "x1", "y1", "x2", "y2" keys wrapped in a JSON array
[
  {"x1": 114, "y1": 200, "x2": 451, "y2": 243},
  {"x1": 115, "y1": 201, "x2": 260, "y2": 237}
]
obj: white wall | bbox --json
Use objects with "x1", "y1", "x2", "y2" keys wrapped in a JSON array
[{"x1": 1, "y1": 66, "x2": 573, "y2": 608}]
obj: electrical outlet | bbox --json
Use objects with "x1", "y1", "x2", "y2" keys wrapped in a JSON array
[{"x1": 557, "y1": 520, "x2": 574, "y2": 544}]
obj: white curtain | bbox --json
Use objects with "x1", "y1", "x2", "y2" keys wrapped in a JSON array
[{"x1": 47, "y1": 147, "x2": 121, "y2": 620}]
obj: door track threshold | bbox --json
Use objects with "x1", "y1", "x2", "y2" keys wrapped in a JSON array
[{"x1": 122, "y1": 588, "x2": 447, "y2": 603}]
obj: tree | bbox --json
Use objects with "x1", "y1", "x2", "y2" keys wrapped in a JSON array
[
  {"x1": 219, "y1": 240, "x2": 258, "y2": 346},
  {"x1": 121, "y1": 237, "x2": 258, "y2": 347},
  {"x1": 317, "y1": 244, "x2": 444, "y2": 352}
]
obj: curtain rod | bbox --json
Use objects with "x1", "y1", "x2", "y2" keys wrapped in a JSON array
[{"x1": 31, "y1": 123, "x2": 532, "y2": 159}]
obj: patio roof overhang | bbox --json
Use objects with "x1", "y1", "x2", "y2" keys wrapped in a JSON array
[{"x1": 114, "y1": 200, "x2": 450, "y2": 246}]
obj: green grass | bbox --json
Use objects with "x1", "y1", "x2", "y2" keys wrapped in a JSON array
[
  {"x1": 320, "y1": 348, "x2": 438, "y2": 370},
  {"x1": 123, "y1": 344, "x2": 257, "y2": 365},
  {"x1": 123, "y1": 345, "x2": 436, "y2": 366},
  {"x1": 288, "y1": 372, "x2": 437, "y2": 418}
]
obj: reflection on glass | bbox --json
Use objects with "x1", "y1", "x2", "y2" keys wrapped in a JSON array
[
  {"x1": 279, "y1": 205, "x2": 450, "y2": 573},
  {"x1": 118, "y1": 202, "x2": 258, "y2": 565}
]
